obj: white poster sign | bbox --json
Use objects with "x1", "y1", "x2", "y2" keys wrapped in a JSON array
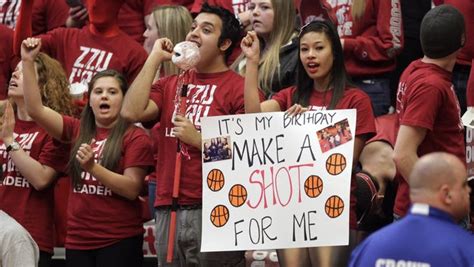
[{"x1": 201, "y1": 110, "x2": 356, "y2": 251}]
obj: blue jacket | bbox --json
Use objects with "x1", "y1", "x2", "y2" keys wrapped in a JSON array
[{"x1": 349, "y1": 203, "x2": 474, "y2": 267}]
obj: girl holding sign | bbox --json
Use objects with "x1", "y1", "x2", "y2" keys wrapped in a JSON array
[
  {"x1": 241, "y1": 19, "x2": 376, "y2": 266},
  {"x1": 20, "y1": 37, "x2": 154, "y2": 267}
]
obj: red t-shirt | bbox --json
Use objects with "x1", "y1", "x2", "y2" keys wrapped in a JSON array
[
  {"x1": 117, "y1": 0, "x2": 156, "y2": 44},
  {"x1": 396, "y1": 60, "x2": 465, "y2": 162},
  {"x1": 299, "y1": 0, "x2": 403, "y2": 77},
  {"x1": 61, "y1": 116, "x2": 154, "y2": 250},
  {"x1": 272, "y1": 86, "x2": 376, "y2": 136},
  {"x1": 148, "y1": 70, "x2": 245, "y2": 206},
  {"x1": 444, "y1": 0, "x2": 474, "y2": 66},
  {"x1": 0, "y1": 24, "x2": 16, "y2": 100},
  {"x1": 367, "y1": 113, "x2": 398, "y2": 146},
  {"x1": 0, "y1": 119, "x2": 69, "y2": 253},
  {"x1": 396, "y1": 59, "x2": 465, "y2": 215},
  {"x1": 38, "y1": 26, "x2": 147, "y2": 95},
  {"x1": 0, "y1": 0, "x2": 68, "y2": 34},
  {"x1": 272, "y1": 86, "x2": 376, "y2": 229}
]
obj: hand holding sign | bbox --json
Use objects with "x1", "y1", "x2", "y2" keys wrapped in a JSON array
[{"x1": 201, "y1": 110, "x2": 356, "y2": 251}]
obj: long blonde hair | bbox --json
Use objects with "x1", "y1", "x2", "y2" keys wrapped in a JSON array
[
  {"x1": 235, "y1": 0, "x2": 296, "y2": 95},
  {"x1": 351, "y1": 0, "x2": 366, "y2": 21},
  {"x1": 151, "y1": 5, "x2": 192, "y2": 76}
]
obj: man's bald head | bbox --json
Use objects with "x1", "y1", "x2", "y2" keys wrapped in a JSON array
[
  {"x1": 410, "y1": 152, "x2": 469, "y2": 221},
  {"x1": 410, "y1": 153, "x2": 465, "y2": 193}
]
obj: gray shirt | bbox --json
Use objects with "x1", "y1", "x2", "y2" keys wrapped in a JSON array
[{"x1": 0, "y1": 211, "x2": 39, "y2": 267}]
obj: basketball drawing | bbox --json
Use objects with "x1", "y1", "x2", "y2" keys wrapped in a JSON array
[
  {"x1": 210, "y1": 205, "x2": 230, "y2": 227},
  {"x1": 326, "y1": 153, "x2": 346, "y2": 175},
  {"x1": 325, "y1": 195, "x2": 344, "y2": 218},
  {"x1": 229, "y1": 184, "x2": 247, "y2": 207},
  {"x1": 207, "y1": 169, "x2": 225, "y2": 192},
  {"x1": 304, "y1": 175, "x2": 323, "y2": 198}
]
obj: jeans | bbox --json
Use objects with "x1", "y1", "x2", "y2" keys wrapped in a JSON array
[
  {"x1": 452, "y1": 63, "x2": 471, "y2": 115},
  {"x1": 353, "y1": 78, "x2": 391, "y2": 117}
]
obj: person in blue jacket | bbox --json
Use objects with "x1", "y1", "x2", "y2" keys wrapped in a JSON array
[{"x1": 349, "y1": 152, "x2": 474, "y2": 267}]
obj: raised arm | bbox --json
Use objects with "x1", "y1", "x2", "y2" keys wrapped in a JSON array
[
  {"x1": 21, "y1": 38, "x2": 64, "y2": 140},
  {"x1": 121, "y1": 38, "x2": 173, "y2": 122},
  {"x1": 241, "y1": 31, "x2": 281, "y2": 113},
  {"x1": 0, "y1": 102, "x2": 58, "y2": 191}
]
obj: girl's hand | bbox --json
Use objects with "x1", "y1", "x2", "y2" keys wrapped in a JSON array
[
  {"x1": 76, "y1": 142, "x2": 95, "y2": 171},
  {"x1": 151, "y1": 38, "x2": 174, "y2": 62},
  {"x1": 241, "y1": 31, "x2": 260, "y2": 64},
  {"x1": 0, "y1": 102, "x2": 15, "y2": 144},
  {"x1": 286, "y1": 104, "x2": 308, "y2": 116},
  {"x1": 21, "y1": 38, "x2": 42, "y2": 62}
]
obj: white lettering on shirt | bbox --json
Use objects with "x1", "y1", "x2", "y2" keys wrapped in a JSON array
[
  {"x1": 166, "y1": 82, "x2": 217, "y2": 137},
  {"x1": 1, "y1": 176, "x2": 30, "y2": 188},
  {"x1": 389, "y1": 0, "x2": 402, "y2": 56},
  {"x1": 74, "y1": 139, "x2": 113, "y2": 196},
  {"x1": 69, "y1": 46, "x2": 113, "y2": 94},
  {"x1": 0, "y1": 0, "x2": 21, "y2": 28},
  {"x1": 327, "y1": 0, "x2": 353, "y2": 36},
  {"x1": 375, "y1": 258, "x2": 430, "y2": 267},
  {"x1": 0, "y1": 132, "x2": 39, "y2": 188},
  {"x1": 232, "y1": 0, "x2": 249, "y2": 14},
  {"x1": 73, "y1": 184, "x2": 112, "y2": 196}
]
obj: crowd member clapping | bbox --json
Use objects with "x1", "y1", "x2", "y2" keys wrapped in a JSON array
[
  {"x1": 20, "y1": 37, "x2": 153, "y2": 267},
  {"x1": 0, "y1": 52, "x2": 74, "y2": 267}
]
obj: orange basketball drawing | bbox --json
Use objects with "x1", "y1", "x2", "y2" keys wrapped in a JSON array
[
  {"x1": 326, "y1": 153, "x2": 347, "y2": 175},
  {"x1": 207, "y1": 169, "x2": 225, "y2": 192},
  {"x1": 229, "y1": 184, "x2": 247, "y2": 207},
  {"x1": 304, "y1": 175, "x2": 323, "y2": 198},
  {"x1": 325, "y1": 195, "x2": 344, "y2": 218},
  {"x1": 210, "y1": 205, "x2": 230, "y2": 227}
]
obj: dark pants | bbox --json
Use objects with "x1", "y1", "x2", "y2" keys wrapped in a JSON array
[
  {"x1": 66, "y1": 235, "x2": 144, "y2": 267},
  {"x1": 148, "y1": 180, "x2": 156, "y2": 219},
  {"x1": 39, "y1": 251, "x2": 52, "y2": 267},
  {"x1": 452, "y1": 63, "x2": 471, "y2": 115},
  {"x1": 353, "y1": 78, "x2": 391, "y2": 117}
]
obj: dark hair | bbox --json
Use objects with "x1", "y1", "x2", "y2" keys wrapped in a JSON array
[
  {"x1": 200, "y1": 2, "x2": 241, "y2": 61},
  {"x1": 293, "y1": 20, "x2": 351, "y2": 109},
  {"x1": 69, "y1": 69, "x2": 131, "y2": 189}
]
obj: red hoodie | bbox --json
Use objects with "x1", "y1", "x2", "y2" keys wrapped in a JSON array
[
  {"x1": 0, "y1": 0, "x2": 68, "y2": 35},
  {"x1": 299, "y1": 0, "x2": 404, "y2": 77}
]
